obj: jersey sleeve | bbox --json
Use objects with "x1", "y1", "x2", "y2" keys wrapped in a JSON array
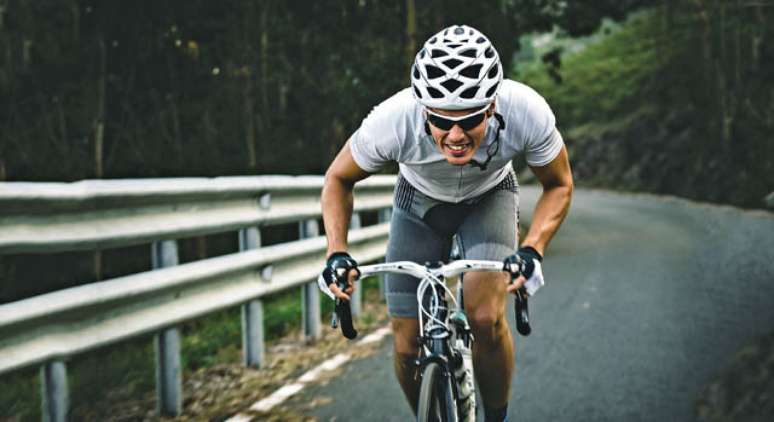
[
  {"x1": 522, "y1": 90, "x2": 564, "y2": 167},
  {"x1": 348, "y1": 102, "x2": 402, "y2": 173}
]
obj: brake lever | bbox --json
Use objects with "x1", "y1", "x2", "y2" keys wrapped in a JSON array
[
  {"x1": 333, "y1": 274, "x2": 358, "y2": 339},
  {"x1": 335, "y1": 298, "x2": 358, "y2": 339},
  {"x1": 504, "y1": 259, "x2": 532, "y2": 336},
  {"x1": 514, "y1": 287, "x2": 531, "y2": 336}
]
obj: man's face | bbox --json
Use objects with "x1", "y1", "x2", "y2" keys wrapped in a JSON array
[{"x1": 426, "y1": 104, "x2": 493, "y2": 166}]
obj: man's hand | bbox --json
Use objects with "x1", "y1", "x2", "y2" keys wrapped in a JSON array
[
  {"x1": 503, "y1": 246, "x2": 545, "y2": 296},
  {"x1": 318, "y1": 252, "x2": 361, "y2": 301}
]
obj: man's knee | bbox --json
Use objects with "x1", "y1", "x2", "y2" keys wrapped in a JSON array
[
  {"x1": 392, "y1": 317, "x2": 420, "y2": 357},
  {"x1": 469, "y1": 306, "x2": 507, "y2": 343}
]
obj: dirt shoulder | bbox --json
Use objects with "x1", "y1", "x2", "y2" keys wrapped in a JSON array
[
  {"x1": 76, "y1": 300, "x2": 390, "y2": 422},
  {"x1": 696, "y1": 331, "x2": 774, "y2": 422}
]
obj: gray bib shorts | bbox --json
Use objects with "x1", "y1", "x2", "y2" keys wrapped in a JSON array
[{"x1": 385, "y1": 172, "x2": 520, "y2": 318}]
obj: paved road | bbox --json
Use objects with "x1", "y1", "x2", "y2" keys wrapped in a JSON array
[{"x1": 294, "y1": 188, "x2": 774, "y2": 421}]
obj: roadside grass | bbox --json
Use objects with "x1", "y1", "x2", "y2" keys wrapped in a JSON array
[{"x1": 0, "y1": 277, "x2": 384, "y2": 421}]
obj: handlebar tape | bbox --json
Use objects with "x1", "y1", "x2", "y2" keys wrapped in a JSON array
[
  {"x1": 335, "y1": 298, "x2": 358, "y2": 339},
  {"x1": 514, "y1": 287, "x2": 531, "y2": 336}
]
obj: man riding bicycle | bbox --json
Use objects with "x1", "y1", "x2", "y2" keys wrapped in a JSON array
[{"x1": 319, "y1": 25, "x2": 573, "y2": 422}]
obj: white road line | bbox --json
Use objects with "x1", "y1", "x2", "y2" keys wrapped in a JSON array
[
  {"x1": 226, "y1": 324, "x2": 392, "y2": 421},
  {"x1": 298, "y1": 352, "x2": 350, "y2": 383},
  {"x1": 359, "y1": 326, "x2": 392, "y2": 344},
  {"x1": 250, "y1": 383, "x2": 305, "y2": 412}
]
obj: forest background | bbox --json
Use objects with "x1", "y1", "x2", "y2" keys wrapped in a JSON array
[{"x1": 1, "y1": 0, "x2": 772, "y2": 419}]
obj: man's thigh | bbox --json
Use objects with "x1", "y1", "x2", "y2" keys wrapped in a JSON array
[
  {"x1": 456, "y1": 189, "x2": 518, "y2": 263},
  {"x1": 385, "y1": 207, "x2": 452, "y2": 319},
  {"x1": 456, "y1": 189, "x2": 518, "y2": 318}
]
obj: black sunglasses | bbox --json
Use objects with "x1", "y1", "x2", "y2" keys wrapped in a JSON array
[{"x1": 426, "y1": 108, "x2": 489, "y2": 131}]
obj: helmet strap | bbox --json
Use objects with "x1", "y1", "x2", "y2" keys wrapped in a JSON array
[{"x1": 469, "y1": 112, "x2": 505, "y2": 172}]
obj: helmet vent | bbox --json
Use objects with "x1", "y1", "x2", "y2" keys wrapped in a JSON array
[
  {"x1": 441, "y1": 79, "x2": 463, "y2": 92},
  {"x1": 485, "y1": 84, "x2": 498, "y2": 98},
  {"x1": 429, "y1": 37, "x2": 437, "y2": 44},
  {"x1": 447, "y1": 43, "x2": 462, "y2": 49},
  {"x1": 459, "y1": 86, "x2": 479, "y2": 99},
  {"x1": 460, "y1": 64, "x2": 483, "y2": 78},
  {"x1": 476, "y1": 37, "x2": 486, "y2": 44},
  {"x1": 412, "y1": 65, "x2": 420, "y2": 79},
  {"x1": 485, "y1": 47, "x2": 495, "y2": 58},
  {"x1": 427, "y1": 86, "x2": 444, "y2": 99},
  {"x1": 443, "y1": 58, "x2": 463, "y2": 69},
  {"x1": 487, "y1": 64, "x2": 499, "y2": 79},
  {"x1": 459, "y1": 49, "x2": 477, "y2": 58},
  {"x1": 431, "y1": 49, "x2": 448, "y2": 58},
  {"x1": 425, "y1": 65, "x2": 445, "y2": 79},
  {"x1": 413, "y1": 86, "x2": 423, "y2": 98},
  {"x1": 454, "y1": 27, "x2": 465, "y2": 35}
]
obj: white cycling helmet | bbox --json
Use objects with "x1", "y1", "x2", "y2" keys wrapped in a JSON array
[{"x1": 411, "y1": 25, "x2": 503, "y2": 110}]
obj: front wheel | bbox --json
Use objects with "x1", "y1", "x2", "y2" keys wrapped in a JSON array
[{"x1": 417, "y1": 362, "x2": 458, "y2": 422}]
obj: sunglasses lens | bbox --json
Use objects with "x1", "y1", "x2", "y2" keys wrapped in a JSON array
[
  {"x1": 428, "y1": 114, "x2": 455, "y2": 131},
  {"x1": 427, "y1": 109, "x2": 487, "y2": 131},
  {"x1": 458, "y1": 112, "x2": 486, "y2": 131}
]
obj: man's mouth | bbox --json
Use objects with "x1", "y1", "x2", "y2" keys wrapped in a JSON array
[{"x1": 444, "y1": 142, "x2": 471, "y2": 157}]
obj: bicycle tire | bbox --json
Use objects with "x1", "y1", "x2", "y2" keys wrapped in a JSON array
[{"x1": 417, "y1": 362, "x2": 458, "y2": 422}]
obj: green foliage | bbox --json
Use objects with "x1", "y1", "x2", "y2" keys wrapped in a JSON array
[
  {"x1": 0, "y1": 367, "x2": 39, "y2": 421},
  {"x1": 517, "y1": 3, "x2": 774, "y2": 208},
  {"x1": 519, "y1": 11, "x2": 666, "y2": 130},
  {"x1": 0, "y1": 0, "x2": 652, "y2": 182}
]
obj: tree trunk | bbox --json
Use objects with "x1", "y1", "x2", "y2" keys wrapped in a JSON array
[
  {"x1": 69, "y1": 0, "x2": 79, "y2": 44},
  {"x1": 94, "y1": 36, "x2": 106, "y2": 179},
  {"x1": 256, "y1": 3, "x2": 270, "y2": 169},
  {"x1": 93, "y1": 34, "x2": 107, "y2": 281},
  {"x1": 243, "y1": 3, "x2": 257, "y2": 171},
  {"x1": 196, "y1": 237, "x2": 207, "y2": 260},
  {"x1": 244, "y1": 74, "x2": 257, "y2": 171},
  {"x1": 405, "y1": 0, "x2": 417, "y2": 73},
  {"x1": 165, "y1": 56, "x2": 183, "y2": 168}
]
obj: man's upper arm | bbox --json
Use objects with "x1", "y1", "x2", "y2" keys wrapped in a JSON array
[
  {"x1": 529, "y1": 144, "x2": 573, "y2": 189},
  {"x1": 326, "y1": 140, "x2": 372, "y2": 185}
]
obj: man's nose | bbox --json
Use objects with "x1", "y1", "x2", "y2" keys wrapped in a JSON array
[{"x1": 447, "y1": 124, "x2": 465, "y2": 140}]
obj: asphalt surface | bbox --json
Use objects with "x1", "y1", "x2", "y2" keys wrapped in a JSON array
[{"x1": 291, "y1": 188, "x2": 774, "y2": 421}]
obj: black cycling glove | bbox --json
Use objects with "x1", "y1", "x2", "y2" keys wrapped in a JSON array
[
  {"x1": 503, "y1": 246, "x2": 545, "y2": 296},
  {"x1": 318, "y1": 251, "x2": 360, "y2": 300}
]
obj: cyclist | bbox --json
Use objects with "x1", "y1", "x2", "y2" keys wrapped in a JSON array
[{"x1": 319, "y1": 25, "x2": 573, "y2": 422}]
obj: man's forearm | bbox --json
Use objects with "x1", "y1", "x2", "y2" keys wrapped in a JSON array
[
  {"x1": 521, "y1": 185, "x2": 572, "y2": 256},
  {"x1": 321, "y1": 175, "x2": 355, "y2": 256}
]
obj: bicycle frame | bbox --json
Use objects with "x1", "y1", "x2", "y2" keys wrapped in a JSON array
[{"x1": 358, "y1": 260, "x2": 506, "y2": 421}]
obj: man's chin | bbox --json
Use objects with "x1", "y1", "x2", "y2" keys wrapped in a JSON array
[{"x1": 444, "y1": 155, "x2": 473, "y2": 166}]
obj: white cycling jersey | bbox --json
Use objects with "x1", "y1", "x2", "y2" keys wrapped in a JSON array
[{"x1": 349, "y1": 79, "x2": 564, "y2": 203}]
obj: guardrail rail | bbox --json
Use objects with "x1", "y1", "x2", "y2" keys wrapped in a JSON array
[{"x1": 0, "y1": 175, "x2": 397, "y2": 421}]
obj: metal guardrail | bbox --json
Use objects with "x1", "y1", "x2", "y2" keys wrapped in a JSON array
[
  {"x1": 0, "y1": 175, "x2": 396, "y2": 421},
  {"x1": 0, "y1": 176, "x2": 394, "y2": 253}
]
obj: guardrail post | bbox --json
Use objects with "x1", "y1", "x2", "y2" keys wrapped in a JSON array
[
  {"x1": 40, "y1": 359, "x2": 68, "y2": 422},
  {"x1": 350, "y1": 213, "x2": 362, "y2": 317},
  {"x1": 239, "y1": 227, "x2": 264, "y2": 368},
  {"x1": 378, "y1": 208, "x2": 392, "y2": 301},
  {"x1": 152, "y1": 240, "x2": 182, "y2": 416},
  {"x1": 299, "y1": 219, "x2": 321, "y2": 341}
]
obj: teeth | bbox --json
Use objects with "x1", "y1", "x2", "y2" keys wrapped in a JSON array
[{"x1": 447, "y1": 144, "x2": 468, "y2": 151}]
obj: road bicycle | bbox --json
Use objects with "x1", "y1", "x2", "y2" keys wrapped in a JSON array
[{"x1": 331, "y1": 258, "x2": 532, "y2": 422}]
